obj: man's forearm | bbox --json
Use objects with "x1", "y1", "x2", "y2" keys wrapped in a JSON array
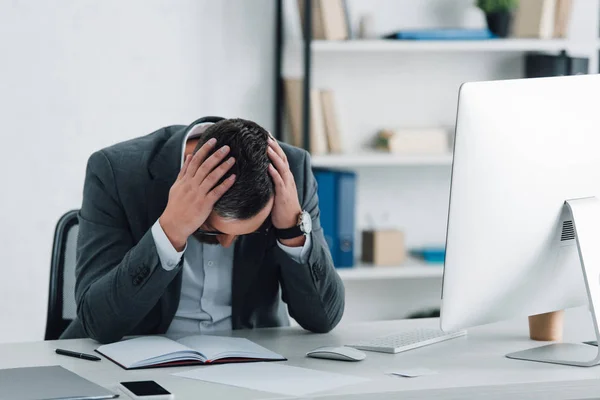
[{"x1": 276, "y1": 230, "x2": 345, "y2": 333}]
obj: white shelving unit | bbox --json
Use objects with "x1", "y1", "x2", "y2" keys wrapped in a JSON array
[
  {"x1": 281, "y1": 0, "x2": 600, "y2": 324},
  {"x1": 337, "y1": 261, "x2": 443, "y2": 281},
  {"x1": 309, "y1": 39, "x2": 574, "y2": 53},
  {"x1": 311, "y1": 152, "x2": 453, "y2": 168}
]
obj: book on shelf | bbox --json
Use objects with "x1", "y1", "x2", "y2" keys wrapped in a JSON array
[
  {"x1": 342, "y1": 0, "x2": 354, "y2": 39},
  {"x1": 383, "y1": 29, "x2": 496, "y2": 41},
  {"x1": 553, "y1": 0, "x2": 573, "y2": 38},
  {"x1": 297, "y1": 0, "x2": 325, "y2": 39},
  {"x1": 320, "y1": 0, "x2": 348, "y2": 40},
  {"x1": 512, "y1": 0, "x2": 558, "y2": 39},
  {"x1": 320, "y1": 89, "x2": 343, "y2": 153},
  {"x1": 283, "y1": 78, "x2": 303, "y2": 147},
  {"x1": 96, "y1": 335, "x2": 285, "y2": 370},
  {"x1": 298, "y1": 0, "x2": 349, "y2": 40},
  {"x1": 410, "y1": 248, "x2": 446, "y2": 264},
  {"x1": 283, "y1": 78, "x2": 328, "y2": 155},
  {"x1": 309, "y1": 89, "x2": 329, "y2": 154}
]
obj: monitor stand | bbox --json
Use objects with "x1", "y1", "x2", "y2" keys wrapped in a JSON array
[{"x1": 506, "y1": 197, "x2": 600, "y2": 367}]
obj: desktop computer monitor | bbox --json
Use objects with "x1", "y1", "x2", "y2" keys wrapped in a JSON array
[{"x1": 440, "y1": 74, "x2": 600, "y2": 367}]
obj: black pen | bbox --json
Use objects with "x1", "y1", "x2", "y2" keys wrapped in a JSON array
[{"x1": 55, "y1": 348, "x2": 101, "y2": 361}]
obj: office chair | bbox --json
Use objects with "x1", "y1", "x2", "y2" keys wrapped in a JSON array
[{"x1": 45, "y1": 210, "x2": 79, "y2": 340}]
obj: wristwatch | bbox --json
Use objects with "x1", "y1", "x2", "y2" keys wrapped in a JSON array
[{"x1": 275, "y1": 210, "x2": 312, "y2": 239}]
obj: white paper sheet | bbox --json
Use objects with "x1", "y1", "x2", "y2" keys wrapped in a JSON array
[{"x1": 174, "y1": 362, "x2": 370, "y2": 396}]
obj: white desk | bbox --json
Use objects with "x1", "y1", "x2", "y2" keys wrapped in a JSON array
[{"x1": 3, "y1": 307, "x2": 600, "y2": 399}]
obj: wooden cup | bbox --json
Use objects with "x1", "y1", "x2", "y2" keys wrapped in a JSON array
[{"x1": 528, "y1": 310, "x2": 565, "y2": 341}]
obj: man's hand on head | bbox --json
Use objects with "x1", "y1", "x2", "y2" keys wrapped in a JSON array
[
  {"x1": 267, "y1": 137, "x2": 305, "y2": 248},
  {"x1": 159, "y1": 139, "x2": 236, "y2": 251}
]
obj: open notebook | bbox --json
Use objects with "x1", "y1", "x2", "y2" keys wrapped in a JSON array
[{"x1": 96, "y1": 335, "x2": 286, "y2": 370}]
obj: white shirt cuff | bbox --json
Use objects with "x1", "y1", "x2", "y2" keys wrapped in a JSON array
[
  {"x1": 151, "y1": 220, "x2": 186, "y2": 271},
  {"x1": 276, "y1": 234, "x2": 312, "y2": 264}
]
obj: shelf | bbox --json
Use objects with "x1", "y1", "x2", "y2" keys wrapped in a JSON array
[
  {"x1": 336, "y1": 261, "x2": 443, "y2": 280},
  {"x1": 308, "y1": 39, "x2": 571, "y2": 53},
  {"x1": 288, "y1": 39, "x2": 574, "y2": 55},
  {"x1": 311, "y1": 152, "x2": 453, "y2": 168}
]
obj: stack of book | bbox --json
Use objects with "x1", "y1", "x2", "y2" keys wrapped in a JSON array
[
  {"x1": 284, "y1": 78, "x2": 342, "y2": 155},
  {"x1": 297, "y1": 0, "x2": 351, "y2": 40},
  {"x1": 512, "y1": 0, "x2": 572, "y2": 39}
]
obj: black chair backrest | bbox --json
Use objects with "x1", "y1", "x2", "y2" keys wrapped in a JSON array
[{"x1": 45, "y1": 210, "x2": 79, "y2": 340}]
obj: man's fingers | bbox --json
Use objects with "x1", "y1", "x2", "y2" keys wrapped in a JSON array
[
  {"x1": 198, "y1": 157, "x2": 236, "y2": 194},
  {"x1": 268, "y1": 164, "x2": 284, "y2": 189},
  {"x1": 268, "y1": 137, "x2": 288, "y2": 164},
  {"x1": 193, "y1": 145, "x2": 230, "y2": 183},
  {"x1": 268, "y1": 147, "x2": 292, "y2": 181},
  {"x1": 207, "y1": 174, "x2": 236, "y2": 204},
  {"x1": 186, "y1": 138, "x2": 217, "y2": 178},
  {"x1": 267, "y1": 146, "x2": 285, "y2": 168},
  {"x1": 178, "y1": 154, "x2": 192, "y2": 179}
]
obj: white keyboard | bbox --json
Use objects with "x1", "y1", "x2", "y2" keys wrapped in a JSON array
[{"x1": 347, "y1": 328, "x2": 467, "y2": 354}]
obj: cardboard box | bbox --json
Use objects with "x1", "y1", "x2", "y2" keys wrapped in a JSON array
[
  {"x1": 375, "y1": 128, "x2": 450, "y2": 155},
  {"x1": 362, "y1": 230, "x2": 406, "y2": 266}
]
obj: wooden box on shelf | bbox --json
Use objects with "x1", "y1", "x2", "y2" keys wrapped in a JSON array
[
  {"x1": 375, "y1": 128, "x2": 450, "y2": 156},
  {"x1": 361, "y1": 230, "x2": 406, "y2": 266}
]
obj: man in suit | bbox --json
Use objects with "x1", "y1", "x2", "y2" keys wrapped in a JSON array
[{"x1": 61, "y1": 117, "x2": 345, "y2": 343}]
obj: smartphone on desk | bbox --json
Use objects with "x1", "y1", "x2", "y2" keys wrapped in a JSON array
[{"x1": 119, "y1": 381, "x2": 174, "y2": 400}]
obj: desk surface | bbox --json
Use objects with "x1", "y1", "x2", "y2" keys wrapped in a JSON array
[{"x1": 3, "y1": 308, "x2": 600, "y2": 399}]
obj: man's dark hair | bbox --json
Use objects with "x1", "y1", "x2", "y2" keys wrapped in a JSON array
[{"x1": 194, "y1": 118, "x2": 274, "y2": 220}]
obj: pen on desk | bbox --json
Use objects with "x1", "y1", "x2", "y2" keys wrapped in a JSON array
[{"x1": 55, "y1": 348, "x2": 101, "y2": 361}]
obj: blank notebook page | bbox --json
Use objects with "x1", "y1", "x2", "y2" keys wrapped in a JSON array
[
  {"x1": 176, "y1": 335, "x2": 283, "y2": 361},
  {"x1": 97, "y1": 336, "x2": 198, "y2": 368}
]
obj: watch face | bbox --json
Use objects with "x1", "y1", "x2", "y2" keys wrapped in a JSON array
[{"x1": 300, "y1": 211, "x2": 312, "y2": 234}]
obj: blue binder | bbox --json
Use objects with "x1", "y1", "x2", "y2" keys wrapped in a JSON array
[
  {"x1": 336, "y1": 171, "x2": 356, "y2": 268},
  {"x1": 313, "y1": 169, "x2": 338, "y2": 267}
]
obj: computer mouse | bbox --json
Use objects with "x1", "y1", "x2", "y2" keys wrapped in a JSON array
[{"x1": 306, "y1": 346, "x2": 366, "y2": 361}]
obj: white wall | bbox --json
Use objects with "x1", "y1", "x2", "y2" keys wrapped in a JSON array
[{"x1": 0, "y1": 0, "x2": 275, "y2": 343}]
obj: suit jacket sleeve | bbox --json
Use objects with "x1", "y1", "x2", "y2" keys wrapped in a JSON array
[
  {"x1": 271, "y1": 150, "x2": 345, "y2": 333},
  {"x1": 74, "y1": 150, "x2": 181, "y2": 343}
]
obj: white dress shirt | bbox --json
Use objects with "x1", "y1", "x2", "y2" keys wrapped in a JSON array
[{"x1": 151, "y1": 122, "x2": 312, "y2": 336}]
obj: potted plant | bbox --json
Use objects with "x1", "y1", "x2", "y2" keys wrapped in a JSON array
[{"x1": 477, "y1": 0, "x2": 519, "y2": 38}]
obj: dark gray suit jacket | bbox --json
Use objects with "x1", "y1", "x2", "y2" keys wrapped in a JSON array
[{"x1": 61, "y1": 123, "x2": 345, "y2": 343}]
